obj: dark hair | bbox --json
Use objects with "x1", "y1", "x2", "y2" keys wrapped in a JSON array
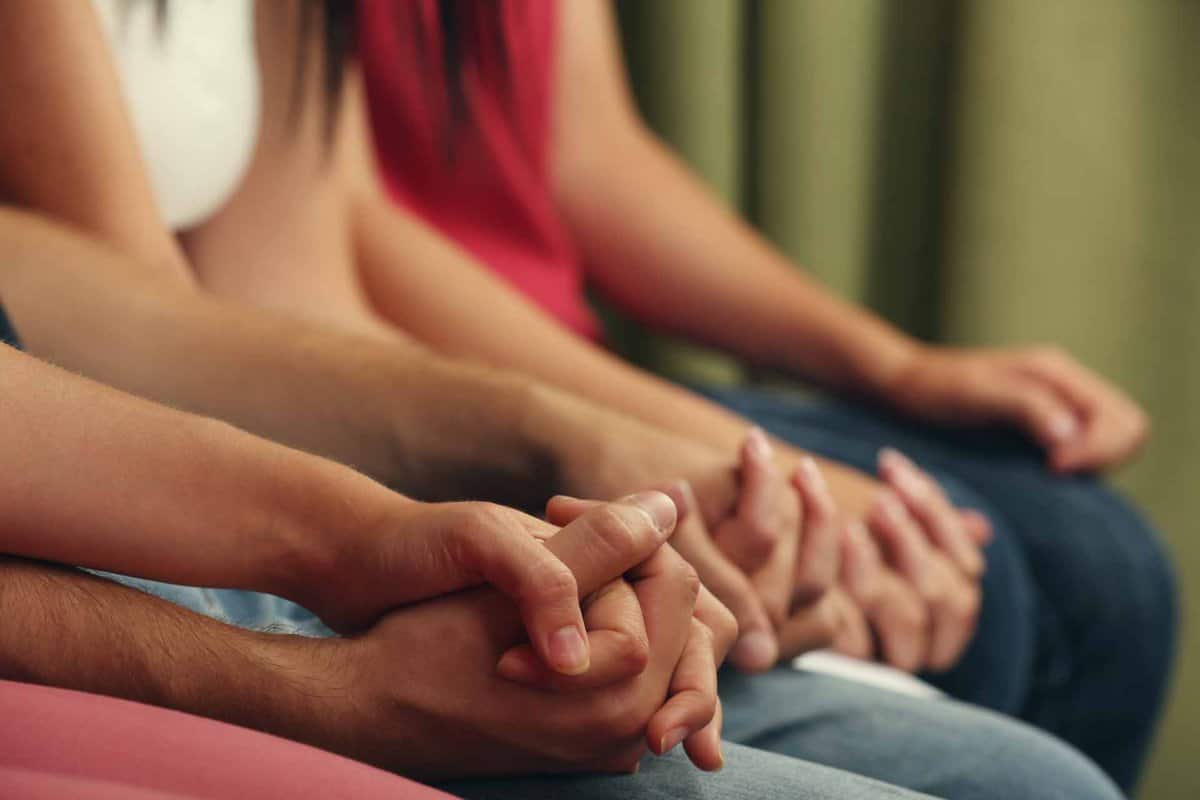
[
  {"x1": 147, "y1": 0, "x2": 356, "y2": 138},
  {"x1": 432, "y1": 1, "x2": 508, "y2": 134},
  {"x1": 291, "y1": 0, "x2": 358, "y2": 139}
]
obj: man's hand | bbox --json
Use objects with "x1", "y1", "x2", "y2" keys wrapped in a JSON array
[
  {"x1": 289, "y1": 492, "x2": 678, "y2": 679},
  {"x1": 318, "y1": 496, "x2": 732, "y2": 778},
  {"x1": 885, "y1": 344, "x2": 1149, "y2": 473}
]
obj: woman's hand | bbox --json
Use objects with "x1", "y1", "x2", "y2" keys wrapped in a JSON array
[
  {"x1": 884, "y1": 344, "x2": 1149, "y2": 473},
  {"x1": 807, "y1": 452, "x2": 984, "y2": 672},
  {"x1": 318, "y1": 496, "x2": 732, "y2": 778}
]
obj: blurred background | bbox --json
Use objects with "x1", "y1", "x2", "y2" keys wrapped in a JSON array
[{"x1": 613, "y1": 1, "x2": 1198, "y2": 796}]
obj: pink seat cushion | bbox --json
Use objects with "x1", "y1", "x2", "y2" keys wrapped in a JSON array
[{"x1": 0, "y1": 680, "x2": 457, "y2": 799}]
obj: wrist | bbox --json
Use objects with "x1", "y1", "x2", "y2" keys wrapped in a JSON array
[
  {"x1": 845, "y1": 329, "x2": 925, "y2": 401},
  {"x1": 220, "y1": 632, "x2": 361, "y2": 755},
  {"x1": 249, "y1": 449, "x2": 402, "y2": 613}
]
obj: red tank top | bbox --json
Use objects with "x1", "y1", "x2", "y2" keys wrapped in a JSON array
[{"x1": 358, "y1": 0, "x2": 601, "y2": 340}]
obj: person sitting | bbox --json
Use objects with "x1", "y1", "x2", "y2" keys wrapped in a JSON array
[
  {"x1": 353, "y1": 0, "x2": 1175, "y2": 790},
  {"x1": 0, "y1": 2, "x2": 1128, "y2": 798}
]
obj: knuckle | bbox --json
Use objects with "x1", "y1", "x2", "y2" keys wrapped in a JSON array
[
  {"x1": 670, "y1": 555, "x2": 702, "y2": 603},
  {"x1": 524, "y1": 557, "x2": 578, "y2": 603},
  {"x1": 598, "y1": 691, "x2": 651, "y2": 741},
  {"x1": 897, "y1": 601, "x2": 930, "y2": 637},
  {"x1": 1031, "y1": 344, "x2": 1066, "y2": 366},
  {"x1": 613, "y1": 630, "x2": 652, "y2": 675},
  {"x1": 588, "y1": 505, "x2": 648, "y2": 563}
]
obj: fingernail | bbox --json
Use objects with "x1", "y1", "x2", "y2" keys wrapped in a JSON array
[
  {"x1": 747, "y1": 427, "x2": 773, "y2": 460},
  {"x1": 548, "y1": 625, "x2": 590, "y2": 675},
  {"x1": 663, "y1": 479, "x2": 695, "y2": 519},
  {"x1": 731, "y1": 630, "x2": 778, "y2": 670},
  {"x1": 895, "y1": 467, "x2": 927, "y2": 501},
  {"x1": 660, "y1": 727, "x2": 689, "y2": 754},
  {"x1": 627, "y1": 490, "x2": 677, "y2": 533},
  {"x1": 1048, "y1": 414, "x2": 1079, "y2": 443},
  {"x1": 878, "y1": 447, "x2": 906, "y2": 470},
  {"x1": 798, "y1": 456, "x2": 829, "y2": 495},
  {"x1": 496, "y1": 650, "x2": 538, "y2": 682}
]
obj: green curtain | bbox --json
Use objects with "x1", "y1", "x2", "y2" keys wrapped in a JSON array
[{"x1": 616, "y1": 2, "x2": 1200, "y2": 797}]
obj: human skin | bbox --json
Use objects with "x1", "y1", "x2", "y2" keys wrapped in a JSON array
[
  {"x1": 0, "y1": 342, "x2": 691, "y2": 677},
  {"x1": 0, "y1": 492, "x2": 735, "y2": 778},
  {"x1": 0, "y1": 0, "x2": 817, "y2": 672}
]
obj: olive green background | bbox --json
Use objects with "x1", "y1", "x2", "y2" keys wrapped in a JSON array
[{"x1": 615, "y1": 2, "x2": 1198, "y2": 796}]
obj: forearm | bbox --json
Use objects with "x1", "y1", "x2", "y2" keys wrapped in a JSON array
[
  {"x1": 0, "y1": 208, "x2": 557, "y2": 506},
  {"x1": 555, "y1": 124, "x2": 919, "y2": 397},
  {"x1": 355, "y1": 197, "x2": 764, "y2": 457},
  {"x1": 0, "y1": 343, "x2": 404, "y2": 598},
  {"x1": 0, "y1": 557, "x2": 340, "y2": 748}
]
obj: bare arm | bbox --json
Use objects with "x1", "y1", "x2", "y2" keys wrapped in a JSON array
[
  {"x1": 0, "y1": 557, "x2": 333, "y2": 745},
  {"x1": 0, "y1": 208, "x2": 561, "y2": 505},
  {"x1": 0, "y1": 341, "x2": 385, "y2": 597},
  {"x1": 551, "y1": 0, "x2": 917, "y2": 397},
  {"x1": 551, "y1": 0, "x2": 1147, "y2": 472},
  {"x1": 0, "y1": 0, "x2": 571, "y2": 506}
]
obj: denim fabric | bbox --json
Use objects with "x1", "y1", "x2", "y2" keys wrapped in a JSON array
[
  {"x1": 0, "y1": 306, "x2": 21, "y2": 349},
  {"x1": 698, "y1": 385, "x2": 1177, "y2": 792},
  {"x1": 98, "y1": 573, "x2": 1122, "y2": 800}
]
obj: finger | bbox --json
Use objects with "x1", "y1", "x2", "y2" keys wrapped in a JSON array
[
  {"x1": 840, "y1": 521, "x2": 884, "y2": 608},
  {"x1": 828, "y1": 589, "x2": 874, "y2": 661},
  {"x1": 749, "y1": 511, "x2": 799, "y2": 631},
  {"x1": 1015, "y1": 350, "x2": 1150, "y2": 469},
  {"x1": 693, "y1": 584, "x2": 739, "y2": 665},
  {"x1": 985, "y1": 378, "x2": 1082, "y2": 458},
  {"x1": 923, "y1": 560, "x2": 980, "y2": 672},
  {"x1": 1050, "y1": 403, "x2": 1147, "y2": 472},
  {"x1": 959, "y1": 510, "x2": 993, "y2": 546},
  {"x1": 878, "y1": 448, "x2": 984, "y2": 578},
  {"x1": 712, "y1": 428, "x2": 782, "y2": 573},
  {"x1": 445, "y1": 510, "x2": 590, "y2": 676},
  {"x1": 626, "y1": 544, "x2": 701, "y2": 660},
  {"x1": 869, "y1": 571, "x2": 929, "y2": 672},
  {"x1": 868, "y1": 491, "x2": 940, "y2": 601},
  {"x1": 776, "y1": 592, "x2": 839, "y2": 660},
  {"x1": 647, "y1": 619, "x2": 720, "y2": 766},
  {"x1": 497, "y1": 579, "x2": 651, "y2": 691},
  {"x1": 791, "y1": 457, "x2": 841, "y2": 603},
  {"x1": 683, "y1": 697, "x2": 725, "y2": 772},
  {"x1": 667, "y1": 483, "x2": 779, "y2": 673},
  {"x1": 543, "y1": 491, "x2": 677, "y2": 595}
]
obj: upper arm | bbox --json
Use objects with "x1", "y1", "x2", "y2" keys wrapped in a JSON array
[
  {"x1": 0, "y1": 0, "x2": 188, "y2": 279},
  {"x1": 552, "y1": 0, "x2": 646, "y2": 187}
]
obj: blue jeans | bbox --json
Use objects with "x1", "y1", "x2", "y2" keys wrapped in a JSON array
[
  {"x1": 100, "y1": 577, "x2": 1121, "y2": 800},
  {"x1": 698, "y1": 385, "x2": 1177, "y2": 792}
]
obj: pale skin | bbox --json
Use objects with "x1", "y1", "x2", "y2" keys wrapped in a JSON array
[
  {"x1": 0, "y1": 343, "x2": 736, "y2": 775},
  {"x1": 0, "y1": 0, "x2": 811, "y2": 671}
]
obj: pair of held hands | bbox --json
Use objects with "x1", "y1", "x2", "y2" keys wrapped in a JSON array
[
  {"x1": 277, "y1": 443, "x2": 984, "y2": 779},
  {"x1": 275, "y1": 343, "x2": 1148, "y2": 777}
]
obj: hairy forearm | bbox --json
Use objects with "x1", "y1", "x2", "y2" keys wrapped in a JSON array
[
  {"x1": 0, "y1": 557, "x2": 340, "y2": 746},
  {"x1": 555, "y1": 124, "x2": 919, "y2": 397},
  {"x1": 0, "y1": 208, "x2": 558, "y2": 506}
]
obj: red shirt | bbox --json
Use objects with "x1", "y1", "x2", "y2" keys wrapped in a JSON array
[{"x1": 358, "y1": 0, "x2": 601, "y2": 340}]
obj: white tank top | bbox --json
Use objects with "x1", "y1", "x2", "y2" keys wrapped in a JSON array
[{"x1": 92, "y1": 0, "x2": 259, "y2": 231}]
